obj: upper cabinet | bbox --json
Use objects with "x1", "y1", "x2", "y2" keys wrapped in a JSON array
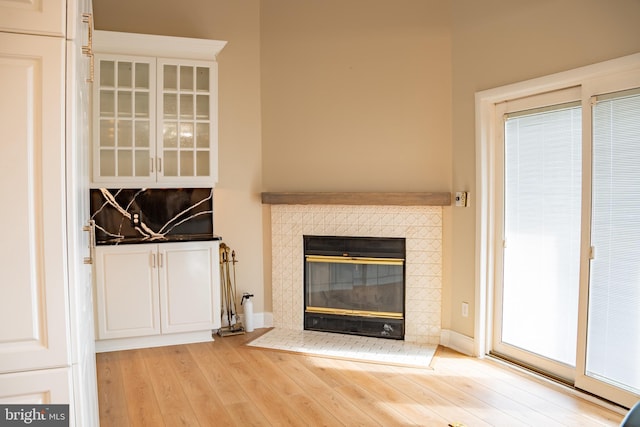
[
  {"x1": 94, "y1": 54, "x2": 156, "y2": 183},
  {"x1": 92, "y1": 31, "x2": 226, "y2": 187},
  {"x1": 0, "y1": 0, "x2": 66, "y2": 37}
]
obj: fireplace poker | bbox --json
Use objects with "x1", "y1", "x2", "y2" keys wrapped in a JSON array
[
  {"x1": 218, "y1": 243, "x2": 245, "y2": 337},
  {"x1": 219, "y1": 245, "x2": 229, "y2": 327},
  {"x1": 231, "y1": 250, "x2": 239, "y2": 308},
  {"x1": 223, "y1": 245, "x2": 233, "y2": 328}
]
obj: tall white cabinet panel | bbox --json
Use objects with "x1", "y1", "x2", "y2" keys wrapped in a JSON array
[
  {"x1": 0, "y1": 31, "x2": 69, "y2": 374},
  {"x1": 0, "y1": 1, "x2": 99, "y2": 425},
  {"x1": 66, "y1": 2, "x2": 100, "y2": 425},
  {"x1": 66, "y1": 1, "x2": 100, "y2": 425},
  {"x1": 0, "y1": 369, "x2": 71, "y2": 404},
  {"x1": 160, "y1": 242, "x2": 220, "y2": 333},
  {"x1": 95, "y1": 246, "x2": 161, "y2": 340},
  {"x1": 0, "y1": 0, "x2": 65, "y2": 37}
]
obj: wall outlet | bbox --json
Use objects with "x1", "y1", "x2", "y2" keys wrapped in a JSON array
[
  {"x1": 455, "y1": 191, "x2": 468, "y2": 207},
  {"x1": 130, "y1": 211, "x2": 141, "y2": 227},
  {"x1": 461, "y1": 302, "x2": 469, "y2": 317}
]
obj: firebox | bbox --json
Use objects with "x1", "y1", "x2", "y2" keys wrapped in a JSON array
[{"x1": 303, "y1": 235, "x2": 405, "y2": 339}]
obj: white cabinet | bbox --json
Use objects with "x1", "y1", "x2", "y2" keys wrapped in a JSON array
[
  {"x1": 92, "y1": 31, "x2": 226, "y2": 188},
  {"x1": 0, "y1": 30, "x2": 68, "y2": 375},
  {"x1": 159, "y1": 242, "x2": 221, "y2": 334},
  {"x1": 93, "y1": 54, "x2": 156, "y2": 183},
  {"x1": 66, "y1": 3, "x2": 100, "y2": 426},
  {"x1": 157, "y1": 59, "x2": 217, "y2": 181},
  {"x1": 95, "y1": 245, "x2": 160, "y2": 340},
  {"x1": 0, "y1": 0, "x2": 99, "y2": 424},
  {"x1": 0, "y1": 369, "x2": 71, "y2": 404},
  {"x1": 0, "y1": 0, "x2": 65, "y2": 37},
  {"x1": 94, "y1": 241, "x2": 221, "y2": 351}
]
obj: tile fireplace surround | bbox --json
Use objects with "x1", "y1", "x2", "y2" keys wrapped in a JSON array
[{"x1": 269, "y1": 204, "x2": 443, "y2": 345}]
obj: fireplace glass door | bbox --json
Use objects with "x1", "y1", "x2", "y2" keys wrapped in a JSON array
[
  {"x1": 306, "y1": 256, "x2": 403, "y2": 316},
  {"x1": 304, "y1": 236, "x2": 405, "y2": 339}
]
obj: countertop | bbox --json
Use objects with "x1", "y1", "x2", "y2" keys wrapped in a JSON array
[{"x1": 96, "y1": 234, "x2": 222, "y2": 246}]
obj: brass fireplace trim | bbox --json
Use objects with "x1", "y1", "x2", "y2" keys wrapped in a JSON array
[
  {"x1": 306, "y1": 306, "x2": 404, "y2": 319},
  {"x1": 305, "y1": 255, "x2": 404, "y2": 266}
]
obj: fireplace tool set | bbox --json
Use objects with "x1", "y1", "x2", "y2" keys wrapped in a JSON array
[{"x1": 218, "y1": 243, "x2": 245, "y2": 337}]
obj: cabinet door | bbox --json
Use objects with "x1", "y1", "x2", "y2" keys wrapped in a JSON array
[
  {"x1": 0, "y1": 32, "x2": 70, "y2": 374},
  {"x1": 0, "y1": 368, "x2": 71, "y2": 404},
  {"x1": 157, "y1": 59, "x2": 218, "y2": 185},
  {"x1": 95, "y1": 246, "x2": 160, "y2": 339},
  {"x1": 0, "y1": 0, "x2": 65, "y2": 37},
  {"x1": 93, "y1": 54, "x2": 156, "y2": 184},
  {"x1": 159, "y1": 242, "x2": 220, "y2": 333}
]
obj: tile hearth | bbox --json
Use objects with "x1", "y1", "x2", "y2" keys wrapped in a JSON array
[
  {"x1": 247, "y1": 328, "x2": 437, "y2": 368},
  {"x1": 270, "y1": 204, "x2": 442, "y2": 345}
]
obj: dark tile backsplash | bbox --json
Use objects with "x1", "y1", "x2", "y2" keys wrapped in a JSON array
[{"x1": 90, "y1": 188, "x2": 214, "y2": 245}]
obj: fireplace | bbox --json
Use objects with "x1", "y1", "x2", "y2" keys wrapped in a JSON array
[
  {"x1": 304, "y1": 235, "x2": 405, "y2": 339},
  {"x1": 269, "y1": 204, "x2": 442, "y2": 345}
]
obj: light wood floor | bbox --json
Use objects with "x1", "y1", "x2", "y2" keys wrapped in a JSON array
[{"x1": 96, "y1": 329, "x2": 624, "y2": 426}]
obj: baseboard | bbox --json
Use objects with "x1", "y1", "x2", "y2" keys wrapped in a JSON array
[
  {"x1": 95, "y1": 330, "x2": 214, "y2": 353},
  {"x1": 440, "y1": 329, "x2": 475, "y2": 356}
]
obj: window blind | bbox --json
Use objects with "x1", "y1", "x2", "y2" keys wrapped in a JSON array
[
  {"x1": 502, "y1": 104, "x2": 582, "y2": 365},
  {"x1": 587, "y1": 91, "x2": 640, "y2": 393}
]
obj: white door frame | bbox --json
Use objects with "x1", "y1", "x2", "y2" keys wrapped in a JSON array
[{"x1": 474, "y1": 52, "x2": 640, "y2": 408}]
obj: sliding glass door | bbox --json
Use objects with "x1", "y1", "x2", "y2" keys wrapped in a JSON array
[
  {"x1": 493, "y1": 83, "x2": 640, "y2": 407},
  {"x1": 493, "y1": 93, "x2": 582, "y2": 382},
  {"x1": 576, "y1": 89, "x2": 640, "y2": 406}
]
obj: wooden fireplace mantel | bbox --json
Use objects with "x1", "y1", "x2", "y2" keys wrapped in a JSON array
[{"x1": 260, "y1": 192, "x2": 451, "y2": 206}]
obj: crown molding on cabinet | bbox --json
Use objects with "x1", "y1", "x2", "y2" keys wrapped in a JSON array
[{"x1": 93, "y1": 30, "x2": 226, "y2": 60}]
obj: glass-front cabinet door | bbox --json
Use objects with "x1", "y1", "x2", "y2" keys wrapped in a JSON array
[
  {"x1": 157, "y1": 59, "x2": 217, "y2": 183},
  {"x1": 92, "y1": 54, "x2": 218, "y2": 186},
  {"x1": 93, "y1": 54, "x2": 155, "y2": 183}
]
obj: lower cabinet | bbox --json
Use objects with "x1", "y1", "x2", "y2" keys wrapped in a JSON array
[
  {"x1": 0, "y1": 368, "x2": 71, "y2": 404},
  {"x1": 94, "y1": 241, "x2": 221, "y2": 351}
]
